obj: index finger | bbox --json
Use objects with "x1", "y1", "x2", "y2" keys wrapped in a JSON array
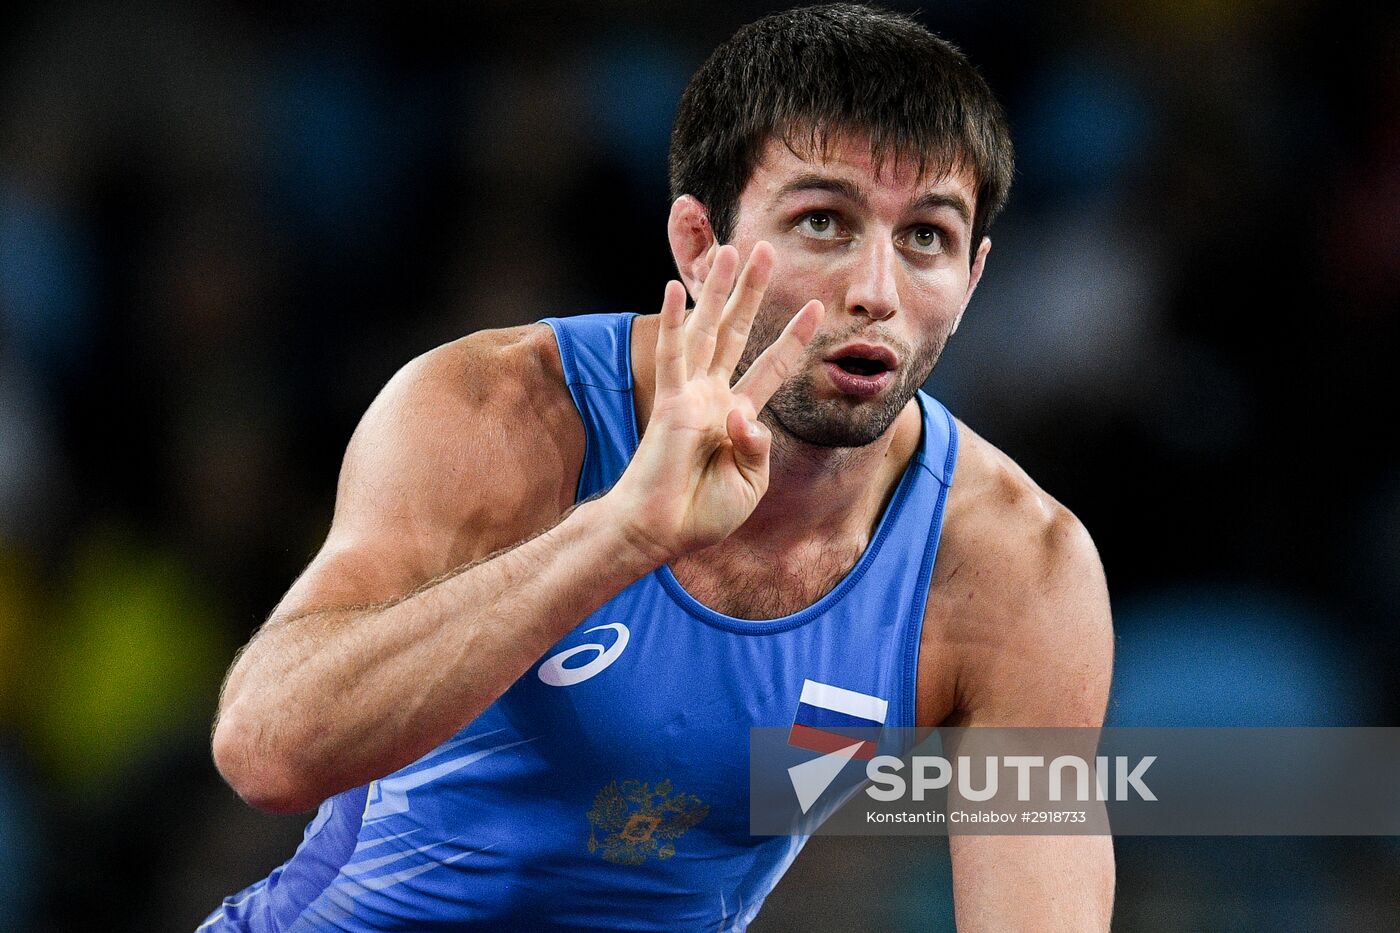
[{"x1": 731, "y1": 300, "x2": 825, "y2": 409}]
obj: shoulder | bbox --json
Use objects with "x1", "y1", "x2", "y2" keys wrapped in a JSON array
[
  {"x1": 346, "y1": 322, "x2": 579, "y2": 476},
  {"x1": 938, "y1": 419, "x2": 1104, "y2": 610},
  {"x1": 372, "y1": 322, "x2": 572, "y2": 426},
  {"x1": 919, "y1": 419, "x2": 1112, "y2": 727},
  {"x1": 330, "y1": 322, "x2": 584, "y2": 568}
]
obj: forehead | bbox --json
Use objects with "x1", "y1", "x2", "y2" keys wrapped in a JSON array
[{"x1": 738, "y1": 130, "x2": 978, "y2": 220}]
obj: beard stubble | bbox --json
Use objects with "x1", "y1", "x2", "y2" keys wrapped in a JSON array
[{"x1": 733, "y1": 305, "x2": 952, "y2": 449}]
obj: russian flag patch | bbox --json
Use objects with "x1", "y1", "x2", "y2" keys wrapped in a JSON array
[{"x1": 788, "y1": 679, "x2": 889, "y2": 760}]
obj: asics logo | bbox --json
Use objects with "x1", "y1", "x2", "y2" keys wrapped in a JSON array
[{"x1": 537, "y1": 623, "x2": 630, "y2": 687}]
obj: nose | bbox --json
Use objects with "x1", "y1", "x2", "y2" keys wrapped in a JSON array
[{"x1": 846, "y1": 236, "x2": 900, "y2": 321}]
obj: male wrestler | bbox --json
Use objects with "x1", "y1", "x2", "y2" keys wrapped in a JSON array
[{"x1": 205, "y1": 5, "x2": 1113, "y2": 930}]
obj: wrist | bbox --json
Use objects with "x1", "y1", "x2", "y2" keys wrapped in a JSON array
[{"x1": 572, "y1": 496, "x2": 672, "y2": 576}]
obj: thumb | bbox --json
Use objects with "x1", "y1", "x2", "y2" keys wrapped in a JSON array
[{"x1": 726, "y1": 408, "x2": 771, "y2": 481}]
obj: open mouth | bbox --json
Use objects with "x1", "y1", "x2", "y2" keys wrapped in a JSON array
[
  {"x1": 832, "y1": 356, "x2": 890, "y2": 377},
  {"x1": 822, "y1": 344, "x2": 899, "y2": 397},
  {"x1": 825, "y1": 343, "x2": 899, "y2": 376}
]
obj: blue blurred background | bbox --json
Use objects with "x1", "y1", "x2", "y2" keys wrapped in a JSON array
[{"x1": 1, "y1": 1, "x2": 1397, "y2": 929}]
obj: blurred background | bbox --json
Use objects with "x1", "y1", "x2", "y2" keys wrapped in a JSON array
[{"x1": 1, "y1": 0, "x2": 1397, "y2": 929}]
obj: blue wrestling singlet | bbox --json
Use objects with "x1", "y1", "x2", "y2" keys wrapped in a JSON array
[{"x1": 200, "y1": 312, "x2": 958, "y2": 932}]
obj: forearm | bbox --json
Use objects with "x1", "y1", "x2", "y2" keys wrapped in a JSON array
[
  {"x1": 213, "y1": 497, "x2": 658, "y2": 812},
  {"x1": 950, "y1": 835, "x2": 1114, "y2": 932}
]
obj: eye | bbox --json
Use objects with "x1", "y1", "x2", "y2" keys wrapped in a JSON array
[
  {"x1": 904, "y1": 225, "x2": 944, "y2": 254},
  {"x1": 799, "y1": 212, "x2": 840, "y2": 238}
]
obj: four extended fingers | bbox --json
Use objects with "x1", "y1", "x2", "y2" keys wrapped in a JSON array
[{"x1": 660, "y1": 241, "x2": 824, "y2": 413}]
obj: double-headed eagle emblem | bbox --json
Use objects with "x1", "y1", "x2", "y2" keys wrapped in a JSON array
[{"x1": 587, "y1": 778, "x2": 711, "y2": 865}]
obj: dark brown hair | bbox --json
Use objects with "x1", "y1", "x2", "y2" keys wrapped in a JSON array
[{"x1": 669, "y1": 3, "x2": 1014, "y2": 259}]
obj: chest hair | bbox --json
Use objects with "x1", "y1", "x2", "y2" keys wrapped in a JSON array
[{"x1": 669, "y1": 536, "x2": 867, "y2": 621}]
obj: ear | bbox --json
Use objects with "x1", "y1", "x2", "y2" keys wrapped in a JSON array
[
  {"x1": 950, "y1": 236, "x2": 992, "y2": 337},
  {"x1": 668, "y1": 195, "x2": 719, "y2": 301}
]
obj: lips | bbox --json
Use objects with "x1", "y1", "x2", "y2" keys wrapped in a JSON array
[
  {"x1": 825, "y1": 343, "x2": 899, "y2": 374},
  {"x1": 822, "y1": 343, "x2": 899, "y2": 397}
]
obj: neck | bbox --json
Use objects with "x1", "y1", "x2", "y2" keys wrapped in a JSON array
[{"x1": 727, "y1": 401, "x2": 920, "y2": 554}]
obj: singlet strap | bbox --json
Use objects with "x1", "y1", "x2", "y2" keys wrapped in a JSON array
[{"x1": 540, "y1": 313, "x2": 640, "y2": 501}]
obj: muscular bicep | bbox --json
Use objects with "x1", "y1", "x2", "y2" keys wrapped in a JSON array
[
  {"x1": 936, "y1": 491, "x2": 1116, "y2": 930},
  {"x1": 272, "y1": 329, "x2": 583, "y2": 623},
  {"x1": 945, "y1": 505, "x2": 1113, "y2": 729}
]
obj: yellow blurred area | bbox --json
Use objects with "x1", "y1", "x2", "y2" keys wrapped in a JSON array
[
  {"x1": 18, "y1": 525, "x2": 231, "y2": 801},
  {"x1": 0, "y1": 548, "x2": 37, "y2": 725}
]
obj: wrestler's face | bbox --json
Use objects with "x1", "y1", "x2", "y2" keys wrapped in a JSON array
[{"x1": 726, "y1": 132, "x2": 990, "y2": 448}]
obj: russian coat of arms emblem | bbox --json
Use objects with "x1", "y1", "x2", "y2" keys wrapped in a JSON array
[{"x1": 586, "y1": 778, "x2": 711, "y2": 865}]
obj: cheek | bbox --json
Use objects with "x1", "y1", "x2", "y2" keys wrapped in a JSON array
[
  {"x1": 760, "y1": 253, "x2": 845, "y2": 326},
  {"x1": 906, "y1": 271, "x2": 969, "y2": 323},
  {"x1": 770, "y1": 248, "x2": 838, "y2": 285},
  {"x1": 749, "y1": 285, "x2": 807, "y2": 353}
]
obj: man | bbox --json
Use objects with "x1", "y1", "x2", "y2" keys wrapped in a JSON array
[{"x1": 203, "y1": 5, "x2": 1114, "y2": 930}]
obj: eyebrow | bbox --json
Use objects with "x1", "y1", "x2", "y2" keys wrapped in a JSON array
[
  {"x1": 912, "y1": 192, "x2": 973, "y2": 228},
  {"x1": 773, "y1": 173, "x2": 973, "y2": 229},
  {"x1": 773, "y1": 173, "x2": 864, "y2": 205}
]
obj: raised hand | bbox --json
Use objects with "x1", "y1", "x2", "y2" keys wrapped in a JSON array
[{"x1": 605, "y1": 242, "x2": 824, "y2": 565}]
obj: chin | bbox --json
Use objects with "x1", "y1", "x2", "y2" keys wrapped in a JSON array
[{"x1": 767, "y1": 385, "x2": 910, "y2": 449}]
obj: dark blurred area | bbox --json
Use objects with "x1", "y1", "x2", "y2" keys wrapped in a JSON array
[{"x1": 1, "y1": 1, "x2": 1397, "y2": 930}]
